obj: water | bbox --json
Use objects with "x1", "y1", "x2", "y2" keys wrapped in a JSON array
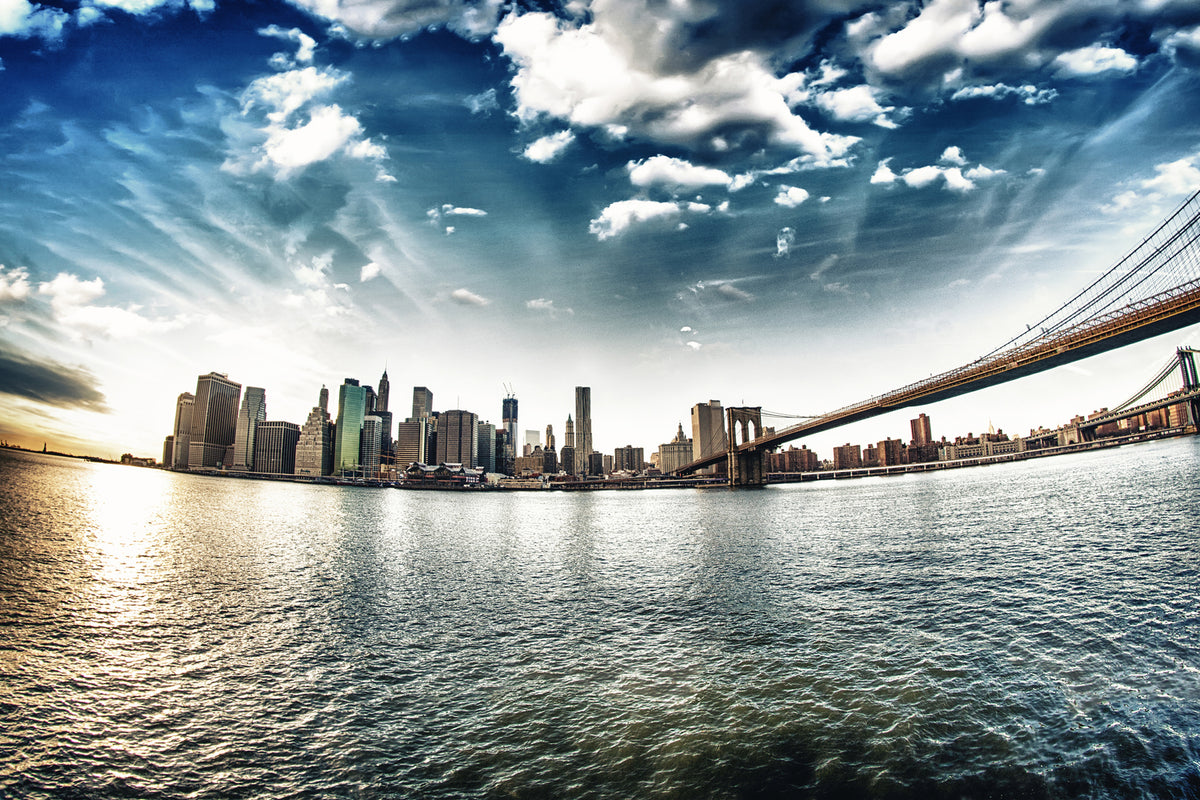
[{"x1": 2, "y1": 439, "x2": 1199, "y2": 799}]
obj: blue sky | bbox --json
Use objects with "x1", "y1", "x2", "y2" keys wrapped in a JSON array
[{"x1": 3, "y1": 0, "x2": 1200, "y2": 460}]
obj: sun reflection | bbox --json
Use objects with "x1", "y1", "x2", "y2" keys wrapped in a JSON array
[{"x1": 79, "y1": 462, "x2": 172, "y2": 619}]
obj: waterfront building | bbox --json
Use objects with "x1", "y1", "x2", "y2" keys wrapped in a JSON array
[
  {"x1": 832, "y1": 443, "x2": 862, "y2": 470},
  {"x1": 691, "y1": 400, "x2": 726, "y2": 475},
  {"x1": 188, "y1": 372, "x2": 241, "y2": 469},
  {"x1": 657, "y1": 422, "x2": 693, "y2": 475},
  {"x1": 613, "y1": 445, "x2": 644, "y2": 473},
  {"x1": 171, "y1": 392, "x2": 194, "y2": 470},
  {"x1": 295, "y1": 387, "x2": 333, "y2": 476},
  {"x1": 769, "y1": 445, "x2": 819, "y2": 473},
  {"x1": 541, "y1": 447, "x2": 557, "y2": 475},
  {"x1": 588, "y1": 451, "x2": 604, "y2": 476},
  {"x1": 412, "y1": 386, "x2": 433, "y2": 421},
  {"x1": 574, "y1": 387, "x2": 592, "y2": 475},
  {"x1": 395, "y1": 418, "x2": 429, "y2": 467},
  {"x1": 911, "y1": 413, "x2": 933, "y2": 446},
  {"x1": 231, "y1": 387, "x2": 266, "y2": 471},
  {"x1": 436, "y1": 409, "x2": 479, "y2": 468},
  {"x1": 162, "y1": 435, "x2": 173, "y2": 466},
  {"x1": 559, "y1": 445, "x2": 575, "y2": 476},
  {"x1": 878, "y1": 438, "x2": 903, "y2": 467},
  {"x1": 514, "y1": 447, "x2": 545, "y2": 475},
  {"x1": 253, "y1": 421, "x2": 300, "y2": 475},
  {"x1": 334, "y1": 379, "x2": 366, "y2": 476},
  {"x1": 361, "y1": 415, "x2": 383, "y2": 477},
  {"x1": 478, "y1": 421, "x2": 496, "y2": 473}
]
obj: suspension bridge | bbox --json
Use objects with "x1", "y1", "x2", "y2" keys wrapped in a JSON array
[{"x1": 676, "y1": 188, "x2": 1200, "y2": 486}]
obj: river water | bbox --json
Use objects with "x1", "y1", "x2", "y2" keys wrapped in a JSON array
[{"x1": 2, "y1": 439, "x2": 1199, "y2": 798}]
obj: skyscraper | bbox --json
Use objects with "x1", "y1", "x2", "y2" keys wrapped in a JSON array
[
  {"x1": 657, "y1": 422, "x2": 693, "y2": 474},
  {"x1": 188, "y1": 372, "x2": 241, "y2": 469},
  {"x1": 412, "y1": 386, "x2": 433, "y2": 420},
  {"x1": 691, "y1": 400, "x2": 727, "y2": 475},
  {"x1": 436, "y1": 409, "x2": 478, "y2": 467},
  {"x1": 477, "y1": 421, "x2": 496, "y2": 473},
  {"x1": 253, "y1": 421, "x2": 300, "y2": 475},
  {"x1": 545, "y1": 424, "x2": 555, "y2": 452},
  {"x1": 171, "y1": 392, "x2": 194, "y2": 470},
  {"x1": 295, "y1": 387, "x2": 333, "y2": 476},
  {"x1": 377, "y1": 369, "x2": 390, "y2": 413},
  {"x1": 231, "y1": 386, "x2": 266, "y2": 471},
  {"x1": 911, "y1": 413, "x2": 933, "y2": 446},
  {"x1": 334, "y1": 378, "x2": 365, "y2": 476},
  {"x1": 361, "y1": 415, "x2": 383, "y2": 477},
  {"x1": 502, "y1": 393, "x2": 518, "y2": 471},
  {"x1": 574, "y1": 386, "x2": 592, "y2": 475}
]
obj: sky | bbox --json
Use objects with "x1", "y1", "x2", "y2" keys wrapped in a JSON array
[{"x1": 3, "y1": 0, "x2": 1200, "y2": 461}]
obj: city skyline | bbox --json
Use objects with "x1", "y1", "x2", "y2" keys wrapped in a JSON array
[{"x1": 3, "y1": 1, "x2": 1200, "y2": 458}]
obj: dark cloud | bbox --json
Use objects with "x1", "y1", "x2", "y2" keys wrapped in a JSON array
[{"x1": 0, "y1": 350, "x2": 108, "y2": 411}]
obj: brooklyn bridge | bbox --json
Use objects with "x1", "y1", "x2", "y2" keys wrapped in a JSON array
[{"x1": 676, "y1": 188, "x2": 1200, "y2": 486}]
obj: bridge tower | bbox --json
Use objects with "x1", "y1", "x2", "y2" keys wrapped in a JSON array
[
  {"x1": 1178, "y1": 348, "x2": 1200, "y2": 429},
  {"x1": 726, "y1": 407, "x2": 769, "y2": 488}
]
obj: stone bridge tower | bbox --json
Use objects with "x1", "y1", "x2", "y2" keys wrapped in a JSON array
[{"x1": 726, "y1": 406, "x2": 769, "y2": 487}]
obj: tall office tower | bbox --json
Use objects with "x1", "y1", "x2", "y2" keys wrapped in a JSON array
[
  {"x1": 172, "y1": 392, "x2": 194, "y2": 470},
  {"x1": 477, "y1": 421, "x2": 496, "y2": 473},
  {"x1": 377, "y1": 369, "x2": 390, "y2": 412},
  {"x1": 253, "y1": 421, "x2": 300, "y2": 475},
  {"x1": 232, "y1": 386, "x2": 267, "y2": 471},
  {"x1": 361, "y1": 415, "x2": 383, "y2": 477},
  {"x1": 565, "y1": 414, "x2": 574, "y2": 454},
  {"x1": 334, "y1": 378, "x2": 366, "y2": 476},
  {"x1": 188, "y1": 372, "x2": 241, "y2": 468},
  {"x1": 295, "y1": 388, "x2": 333, "y2": 476},
  {"x1": 911, "y1": 413, "x2": 933, "y2": 446},
  {"x1": 545, "y1": 424, "x2": 555, "y2": 452},
  {"x1": 436, "y1": 410, "x2": 479, "y2": 467},
  {"x1": 162, "y1": 435, "x2": 174, "y2": 466},
  {"x1": 412, "y1": 386, "x2": 433, "y2": 420},
  {"x1": 574, "y1": 386, "x2": 592, "y2": 475},
  {"x1": 691, "y1": 400, "x2": 727, "y2": 475},
  {"x1": 364, "y1": 385, "x2": 377, "y2": 415},
  {"x1": 502, "y1": 394, "x2": 518, "y2": 466},
  {"x1": 394, "y1": 418, "x2": 429, "y2": 467},
  {"x1": 558, "y1": 445, "x2": 575, "y2": 476}
]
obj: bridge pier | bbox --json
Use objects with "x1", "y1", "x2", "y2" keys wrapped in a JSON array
[
  {"x1": 726, "y1": 407, "x2": 769, "y2": 488},
  {"x1": 1179, "y1": 348, "x2": 1200, "y2": 429}
]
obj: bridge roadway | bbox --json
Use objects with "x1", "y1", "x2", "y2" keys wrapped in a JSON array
[{"x1": 678, "y1": 278, "x2": 1200, "y2": 474}]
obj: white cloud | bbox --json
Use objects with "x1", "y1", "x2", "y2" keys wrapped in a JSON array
[
  {"x1": 774, "y1": 185, "x2": 810, "y2": 208},
  {"x1": 523, "y1": 130, "x2": 575, "y2": 163},
  {"x1": 224, "y1": 65, "x2": 388, "y2": 180},
  {"x1": 493, "y1": 10, "x2": 858, "y2": 163},
  {"x1": 1160, "y1": 25, "x2": 1200, "y2": 64},
  {"x1": 0, "y1": 0, "x2": 69, "y2": 40},
  {"x1": 870, "y1": 159, "x2": 898, "y2": 185},
  {"x1": 626, "y1": 156, "x2": 732, "y2": 191},
  {"x1": 813, "y1": 84, "x2": 899, "y2": 128},
  {"x1": 526, "y1": 297, "x2": 574, "y2": 316},
  {"x1": 285, "y1": 0, "x2": 504, "y2": 39},
  {"x1": 450, "y1": 288, "x2": 490, "y2": 306},
  {"x1": 0, "y1": 265, "x2": 32, "y2": 303},
  {"x1": 259, "y1": 25, "x2": 317, "y2": 65},
  {"x1": 360, "y1": 262, "x2": 381, "y2": 282},
  {"x1": 37, "y1": 272, "x2": 172, "y2": 339},
  {"x1": 465, "y1": 89, "x2": 500, "y2": 115},
  {"x1": 588, "y1": 199, "x2": 685, "y2": 240},
  {"x1": 940, "y1": 146, "x2": 966, "y2": 166},
  {"x1": 951, "y1": 83, "x2": 1057, "y2": 105},
  {"x1": 1141, "y1": 156, "x2": 1200, "y2": 197},
  {"x1": 775, "y1": 227, "x2": 795, "y2": 258},
  {"x1": 1053, "y1": 45, "x2": 1138, "y2": 77},
  {"x1": 717, "y1": 283, "x2": 754, "y2": 302},
  {"x1": 428, "y1": 204, "x2": 488, "y2": 223}
]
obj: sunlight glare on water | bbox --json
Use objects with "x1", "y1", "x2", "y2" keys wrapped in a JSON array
[{"x1": 2, "y1": 439, "x2": 1199, "y2": 798}]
